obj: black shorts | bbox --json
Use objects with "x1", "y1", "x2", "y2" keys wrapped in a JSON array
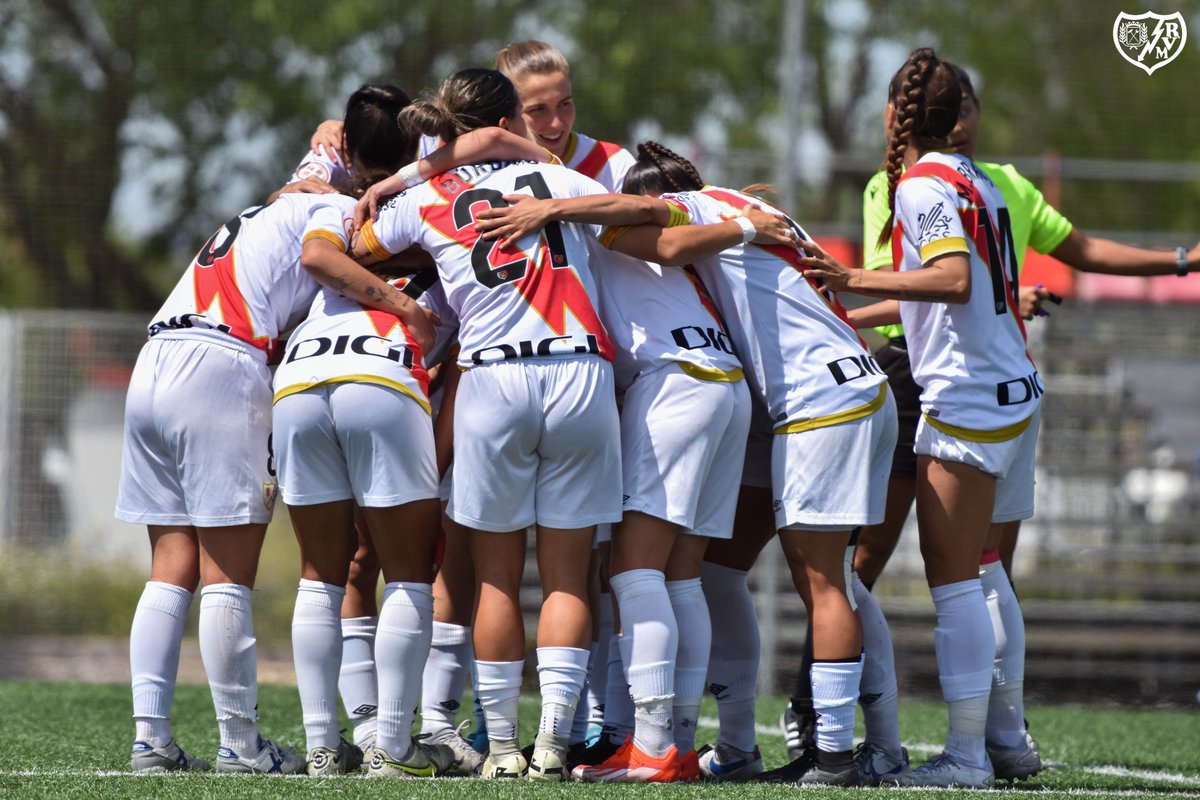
[{"x1": 875, "y1": 338, "x2": 923, "y2": 479}]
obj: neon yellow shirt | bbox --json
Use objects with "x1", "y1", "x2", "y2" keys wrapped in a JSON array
[{"x1": 862, "y1": 162, "x2": 1074, "y2": 340}]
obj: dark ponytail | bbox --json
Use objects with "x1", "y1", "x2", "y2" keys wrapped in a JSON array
[
  {"x1": 878, "y1": 47, "x2": 962, "y2": 246},
  {"x1": 342, "y1": 83, "x2": 415, "y2": 172}
]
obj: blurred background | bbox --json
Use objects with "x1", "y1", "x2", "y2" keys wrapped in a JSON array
[{"x1": 0, "y1": 0, "x2": 1197, "y2": 705}]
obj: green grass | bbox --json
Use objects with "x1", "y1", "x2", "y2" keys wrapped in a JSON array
[
  {"x1": 0, "y1": 682, "x2": 1197, "y2": 798},
  {"x1": 0, "y1": 516, "x2": 304, "y2": 641}
]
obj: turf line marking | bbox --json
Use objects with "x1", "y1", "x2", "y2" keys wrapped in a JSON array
[
  {"x1": 1082, "y1": 765, "x2": 1200, "y2": 786},
  {"x1": 1, "y1": 768, "x2": 1198, "y2": 791}
]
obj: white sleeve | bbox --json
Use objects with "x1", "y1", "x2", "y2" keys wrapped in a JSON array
[
  {"x1": 895, "y1": 177, "x2": 969, "y2": 267},
  {"x1": 363, "y1": 191, "x2": 421, "y2": 257},
  {"x1": 661, "y1": 191, "x2": 709, "y2": 225},
  {"x1": 301, "y1": 195, "x2": 356, "y2": 246},
  {"x1": 288, "y1": 147, "x2": 352, "y2": 192}
]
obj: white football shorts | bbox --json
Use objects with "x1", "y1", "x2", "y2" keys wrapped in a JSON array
[
  {"x1": 448, "y1": 356, "x2": 622, "y2": 532},
  {"x1": 273, "y1": 381, "x2": 438, "y2": 507},
  {"x1": 116, "y1": 332, "x2": 276, "y2": 527},
  {"x1": 772, "y1": 389, "x2": 898, "y2": 531},
  {"x1": 914, "y1": 405, "x2": 1040, "y2": 523},
  {"x1": 619, "y1": 363, "x2": 750, "y2": 539}
]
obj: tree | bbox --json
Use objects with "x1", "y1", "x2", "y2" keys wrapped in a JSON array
[{"x1": 0, "y1": 0, "x2": 528, "y2": 310}]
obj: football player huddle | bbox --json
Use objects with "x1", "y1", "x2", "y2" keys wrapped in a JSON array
[{"x1": 116, "y1": 40, "x2": 1199, "y2": 788}]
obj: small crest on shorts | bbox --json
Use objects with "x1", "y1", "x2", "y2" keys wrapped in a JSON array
[
  {"x1": 1113, "y1": 12, "x2": 1187, "y2": 74},
  {"x1": 263, "y1": 481, "x2": 278, "y2": 511}
]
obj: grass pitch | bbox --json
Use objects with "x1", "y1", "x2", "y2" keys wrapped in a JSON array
[{"x1": 0, "y1": 681, "x2": 1197, "y2": 799}]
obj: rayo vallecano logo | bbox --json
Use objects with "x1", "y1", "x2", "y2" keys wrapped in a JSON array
[{"x1": 1114, "y1": 11, "x2": 1187, "y2": 74}]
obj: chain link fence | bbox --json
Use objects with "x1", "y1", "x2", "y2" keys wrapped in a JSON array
[{"x1": 0, "y1": 300, "x2": 1197, "y2": 703}]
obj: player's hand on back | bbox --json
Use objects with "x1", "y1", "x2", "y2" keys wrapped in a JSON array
[
  {"x1": 354, "y1": 176, "x2": 407, "y2": 231},
  {"x1": 796, "y1": 236, "x2": 858, "y2": 291},
  {"x1": 406, "y1": 304, "x2": 440, "y2": 360},
  {"x1": 311, "y1": 119, "x2": 346, "y2": 164},
  {"x1": 743, "y1": 204, "x2": 797, "y2": 247},
  {"x1": 277, "y1": 176, "x2": 339, "y2": 196},
  {"x1": 475, "y1": 194, "x2": 552, "y2": 248}
]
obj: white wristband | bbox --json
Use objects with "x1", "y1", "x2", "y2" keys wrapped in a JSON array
[
  {"x1": 733, "y1": 215, "x2": 756, "y2": 243},
  {"x1": 396, "y1": 161, "x2": 423, "y2": 189}
]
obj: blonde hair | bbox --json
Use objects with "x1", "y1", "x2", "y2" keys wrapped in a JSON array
[{"x1": 494, "y1": 40, "x2": 572, "y2": 83}]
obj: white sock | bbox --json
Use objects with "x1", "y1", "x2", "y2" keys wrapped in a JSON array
[
  {"x1": 853, "y1": 574, "x2": 902, "y2": 759},
  {"x1": 569, "y1": 642, "x2": 599, "y2": 744},
  {"x1": 420, "y1": 622, "x2": 473, "y2": 735},
  {"x1": 536, "y1": 646, "x2": 589, "y2": 740},
  {"x1": 199, "y1": 583, "x2": 259, "y2": 755},
  {"x1": 475, "y1": 659, "x2": 525, "y2": 745},
  {"x1": 981, "y1": 561, "x2": 1028, "y2": 749},
  {"x1": 701, "y1": 562, "x2": 759, "y2": 752},
  {"x1": 667, "y1": 578, "x2": 709, "y2": 754},
  {"x1": 589, "y1": 594, "x2": 614, "y2": 727},
  {"x1": 811, "y1": 658, "x2": 862, "y2": 753},
  {"x1": 131, "y1": 581, "x2": 193, "y2": 747},
  {"x1": 292, "y1": 579, "x2": 345, "y2": 751},
  {"x1": 472, "y1": 667, "x2": 486, "y2": 734},
  {"x1": 604, "y1": 633, "x2": 634, "y2": 742},
  {"x1": 932, "y1": 579, "x2": 994, "y2": 767},
  {"x1": 338, "y1": 615, "x2": 378, "y2": 749},
  {"x1": 611, "y1": 569, "x2": 676, "y2": 757},
  {"x1": 569, "y1": 591, "x2": 613, "y2": 745},
  {"x1": 374, "y1": 582, "x2": 434, "y2": 757}
]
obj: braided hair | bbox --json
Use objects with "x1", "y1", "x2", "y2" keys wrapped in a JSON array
[
  {"x1": 878, "y1": 47, "x2": 962, "y2": 246},
  {"x1": 621, "y1": 141, "x2": 704, "y2": 196}
]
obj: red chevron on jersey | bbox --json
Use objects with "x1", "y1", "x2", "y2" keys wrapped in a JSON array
[
  {"x1": 362, "y1": 307, "x2": 431, "y2": 395},
  {"x1": 422, "y1": 171, "x2": 532, "y2": 281},
  {"x1": 364, "y1": 308, "x2": 400, "y2": 338},
  {"x1": 897, "y1": 162, "x2": 1028, "y2": 341},
  {"x1": 515, "y1": 236, "x2": 615, "y2": 360},
  {"x1": 423, "y1": 168, "x2": 612, "y2": 361},
  {"x1": 192, "y1": 247, "x2": 273, "y2": 356},
  {"x1": 682, "y1": 266, "x2": 726, "y2": 327},
  {"x1": 573, "y1": 139, "x2": 627, "y2": 181},
  {"x1": 699, "y1": 187, "x2": 860, "y2": 339}
]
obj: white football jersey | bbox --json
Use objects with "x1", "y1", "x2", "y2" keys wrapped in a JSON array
[
  {"x1": 893, "y1": 152, "x2": 1042, "y2": 433},
  {"x1": 286, "y1": 146, "x2": 353, "y2": 193},
  {"x1": 562, "y1": 132, "x2": 636, "y2": 194},
  {"x1": 588, "y1": 243, "x2": 742, "y2": 391},
  {"x1": 360, "y1": 161, "x2": 613, "y2": 368},
  {"x1": 660, "y1": 187, "x2": 887, "y2": 432},
  {"x1": 147, "y1": 194, "x2": 356, "y2": 361},
  {"x1": 273, "y1": 278, "x2": 432, "y2": 413}
]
